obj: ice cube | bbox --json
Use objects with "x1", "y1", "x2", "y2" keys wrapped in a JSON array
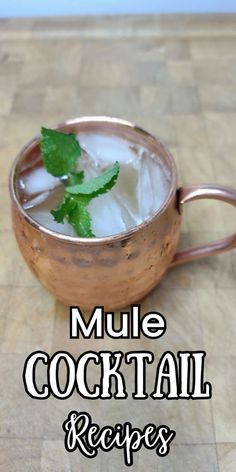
[
  {"x1": 79, "y1": 146, "x2": 141, "y2": 236},
  {"x1": 88, "y1": 194, "x2": 128, "y2": 237},
  {"x1": 79, "y1": 144, "x2": 142, "y2": 228},
  {"x1": 114, "y1": 162, "x2": 141, "y2": 222},
  {"x1": 138, "y1": 149, "x2": 153, "y2": 219},
  {"x1": 78, "y1": 132, "x2": 137, "y2": 166},
  {"x1": 21, "y1": 167, "x2": 60, "y2": 196},
  {"x1": 138, "y1": 149, "x2": 170, "y2": 219},
  {"x1": 149, "y1": 154, "x2": 170, "y2": 212}
]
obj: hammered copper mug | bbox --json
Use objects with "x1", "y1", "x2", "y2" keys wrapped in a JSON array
[{"x1": 9, "y1": 117, "x2": 236, "y2": 309}]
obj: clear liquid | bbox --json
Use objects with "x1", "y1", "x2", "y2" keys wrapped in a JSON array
[{"x1": 18, "y1": 132, "x2": 171, "y2": 237}]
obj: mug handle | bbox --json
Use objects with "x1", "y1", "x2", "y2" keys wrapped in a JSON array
[{"x1": 171, "y1": 184, "x2": 236, "y2": 267}]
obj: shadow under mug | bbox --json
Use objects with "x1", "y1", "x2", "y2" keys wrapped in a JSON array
[{"x1": 9, "y1": 116, "x2": 236, "y2": 309}]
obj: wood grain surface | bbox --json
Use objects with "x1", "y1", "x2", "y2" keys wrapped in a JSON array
[{"x1": 0, "y1": 14, "x2": 236, "y2": 472}]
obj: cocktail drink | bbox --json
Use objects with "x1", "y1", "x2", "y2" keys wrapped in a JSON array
[{"x1": 17, "y1": 131, "x2": 171, "y2": 238}]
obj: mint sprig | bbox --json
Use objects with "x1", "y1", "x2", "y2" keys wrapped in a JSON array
[{"x1": 40, "y1": 127, "x2": 120, "y2": 237}]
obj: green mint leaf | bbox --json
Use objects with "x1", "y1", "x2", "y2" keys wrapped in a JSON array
[
  {"x1": 67, "y1": 170, "x2": 84, "y2": 186},
  {"x1": 68, "y1": 203, "x2": 95, "y2": 237},
  {"x1": 51, "y1": 195, "x2": 76, "y2": 223},
  {"x1": 40, "y1": 127, "x2": 81, "y2": 177},
  {"x1": 40, "y1": 127, "x2": 120, "y2": 237},
  {"x1": 66, "y1": 161, "x2": 120, "y2": 197}
]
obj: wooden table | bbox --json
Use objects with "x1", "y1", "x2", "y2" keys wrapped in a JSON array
[{"x1": 0, "y1": 14, "x2": 236, "y2": 471}]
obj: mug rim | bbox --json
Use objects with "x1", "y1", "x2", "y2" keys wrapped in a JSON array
[{"x1": 9, "y1": 115, "x2": 178, "y2": 245}]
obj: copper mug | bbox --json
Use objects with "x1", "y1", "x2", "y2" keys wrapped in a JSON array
[{"x1": 9, "y1": 117, "x2": 236, "y2": 309}]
